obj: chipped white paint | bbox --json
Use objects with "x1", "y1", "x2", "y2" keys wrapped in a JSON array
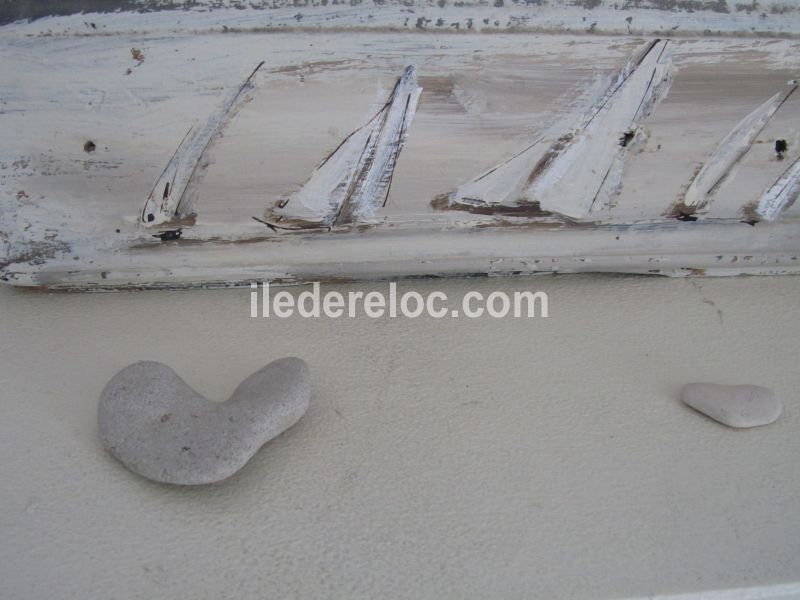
[
  {"x1": 684, "y1": 83, "x2": 797, "y2": 210},
  {"x1": 265, "y1": 65, "x2": 421, "y2": 229},
  {"x1": 532, "y1": 39, "x2": 672, "y2": 217},
  {"x1": 3, "y1": 0, "x2": 800, "y2": 38},
  {"x1": 1, "y1": 8, "x2": 799, "y2": 289},
  {"x1": 447, "y1": 39, "x2": 673, "y2": 218},
  {"x1": 757, "y1": 155, "x2": 800, "y2": 221},
  {"x1": 141, "y1": 61, "x2": 264, "y2": 225},
  {"x1": 446, "y1": 136, "x2": 547, "y2": 211}
]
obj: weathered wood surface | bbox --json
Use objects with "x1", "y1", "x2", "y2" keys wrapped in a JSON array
[{"x1": 1, "y1": 1, "x2": 799, "y2": 288}]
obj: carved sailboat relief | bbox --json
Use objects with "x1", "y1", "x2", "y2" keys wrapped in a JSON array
[
  {"x1": 141, "y1": 61, "x2": 265, "y2": 226},
  {"x1": 262, "y1": 65, "x2": 422, "y2": 230},
  {"x1": 681, "y1": 82, "x2": 797, "y2": 213},
  {"x1": 436, "y1": 39, "x2": 672, "y2": 220},
  {"x1": 4, "y1": 17, "x2": 800, "y2": 289}
]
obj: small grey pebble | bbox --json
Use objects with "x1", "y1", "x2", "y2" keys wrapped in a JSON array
[
  {"x1": 680, "y1": 382, "x2": 781, "y2": 428},
  {"x1": 98, "y1": 358, "x2": 310, "y2": 485}
]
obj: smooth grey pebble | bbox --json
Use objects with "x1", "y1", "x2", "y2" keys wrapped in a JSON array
[
  {"x1": 680, "y1": 382, "x2": 781, "y2": 428},
  {"x1": 98, "y1": 357, "x2": 310, "y2": 484}
]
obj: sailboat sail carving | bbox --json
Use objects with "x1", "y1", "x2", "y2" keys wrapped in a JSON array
[
  {"x1": 756, "y1": 155, "x2": 800, "y2": 221},
  {"x1": 682, "y1": 83, "x2": 797, "y2": 211},
  {"x1": 142, "y1": 61, "x2": 265, "y2": 226},
  {"x1": 437, "y1": 39, "x2": 672, "y2": 220},
  {"x1": 263, "y1": 65, "x2": 422, "y2": 230}
]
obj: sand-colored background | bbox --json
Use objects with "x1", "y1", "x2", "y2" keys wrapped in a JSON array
[{"x1": 1, "y1": 274, "x2": 799, "y2": 598}]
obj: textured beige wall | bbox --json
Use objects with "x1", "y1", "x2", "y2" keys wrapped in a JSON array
[{"x1": 1, "y1": 274, "x2": 799, "y2": 599}]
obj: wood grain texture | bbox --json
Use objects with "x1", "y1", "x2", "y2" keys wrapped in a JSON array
[{"x1": 1, "y1": 3, "x2": 799, "y2": 288}]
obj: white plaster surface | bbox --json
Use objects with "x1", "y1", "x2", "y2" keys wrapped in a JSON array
[{"x1": 1, "y1": 274, "x2": 799, "y2": 599}]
